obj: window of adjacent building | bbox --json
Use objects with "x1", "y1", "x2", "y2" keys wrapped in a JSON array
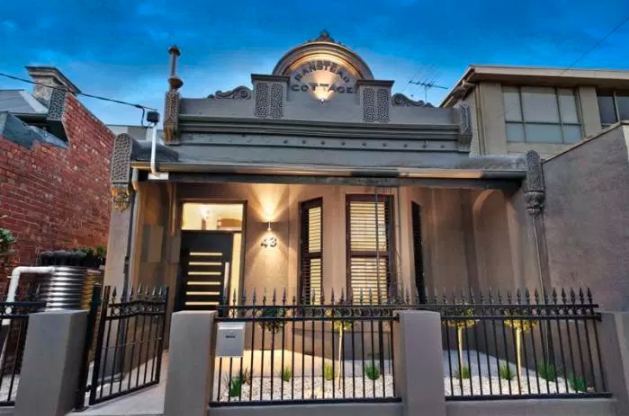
[
  {"x1": 346, "y1": 195, "x2": 394, "y2": 304},
  {"x1": 299, "y1": 198, "x2": 323, "y2": 305},
  {"x1": 597, "y1": 90, "x2": 629, "y2": 128},
  {"x1": 503, "y1": 86, "x2": 582, "y2": 144}
]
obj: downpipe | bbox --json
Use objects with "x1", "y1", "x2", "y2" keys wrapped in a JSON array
[{"x1": 150, "y1": 122, "x2": 159, "y2": 176}]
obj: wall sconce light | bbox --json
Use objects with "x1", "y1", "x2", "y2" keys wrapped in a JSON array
[
  {"x1": 261, "y1": 236, "x2": 277, "y2": 248},
  {"x1": 267, "y1": 220, "x2": 272, "y2": 232}
]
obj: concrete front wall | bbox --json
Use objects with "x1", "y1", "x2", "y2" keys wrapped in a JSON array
[
  {"x1": 446, "y1": 399, "x2": 616, "y2": 416},
  {"x1": 465, "y1": 81, "x2": 603, "y2": 159},
  {"x1": 211, "y1": 402, "x2": 402, "y2": 416},
  {"x1": 543, "y1": 124, "x2": 629, "y2": 310}
]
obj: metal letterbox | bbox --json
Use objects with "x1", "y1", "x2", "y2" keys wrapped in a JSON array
[{"x1": 216, "y1": 322, "x2": 245, "y2": 357}]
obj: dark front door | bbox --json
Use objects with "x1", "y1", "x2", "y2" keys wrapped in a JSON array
[
  {"x1": 177, "y1": 231, "x2": 233, "y2": 311},
  {"x1": 411, "y1": 202, "x2": 426, "y2": 303}
]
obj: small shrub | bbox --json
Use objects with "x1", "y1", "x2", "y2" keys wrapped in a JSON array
[
  {"x1": 324, "y1": 363, "x2": 334, "y2": 381},
  {"x1": 227, "y1": 374, "x2": 244, "y2": 398},
  {"x1": 569, "y1": 374, "x2": 587, "y2": 392},
  {"x1": 454, "y1": 365, "x2": 471, "y2": 380},
  {"x1": 537, "y1": 361, "x2": 557, "y2": 382},
  {"x1": 279, "y1": 367, "x2": 292, "y2": 382},
  {"x1": 499, "y1": 364, "x2": 515, "y2": 381},
  {"x1": 258, "y1": 307, "x2": 286, "y2": 333},
  {"x1": 364, "y1": 364, "x2": 381, "y2": 381}
]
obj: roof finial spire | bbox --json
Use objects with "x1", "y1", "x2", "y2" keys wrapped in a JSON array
[
  {"x1": 168, "y1": 45, "x2": 183, "y2": 91},
  {"x1": 316, "y1": 29, "x2": 333, "y2": 42}
]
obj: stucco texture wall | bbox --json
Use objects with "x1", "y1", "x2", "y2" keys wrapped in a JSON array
[
  {"x1": 0, "y1": 94, "x2": 115, "y2": 268},
  {"x1": 126, "y1": 181, "x2": 535, "y2": 307},
  {"x1": 411, "y1": 187, "x2": 532, "y2": 295},
  {"x1": 543, "y1": 124, "x2": 629, "y2": 310}
]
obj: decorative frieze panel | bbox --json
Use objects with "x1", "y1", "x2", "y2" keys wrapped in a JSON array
[
  {"x1": 456, "y1": 103, "x2": 472, "y2": 152},
  {"x1": 110, "y1": 133, "x2": 133, "y2": 212},
  {"x1": 254, "y1": 82, "x2": 284, "y2": 119},
  {"x1": 164, "y1": 90, "x2": 180, "y2": 144},
  {"x1": 46, "y1": 89, "x2": 66, "y2": 122},
  {"x1": 376, "y1": 88, "x2": 390, "y2": 123},
  {"x1": 362, "y1": 88, "x2": 376, "y2": 122},
  {"x1": 254, "y1": 83, "x2": 270, "y2": 118},
  {"x1": 270, "y1": 84, "x2": 284, "y2": 119},
  {"x1": 362, "y1": 87, "x2": 390, "y2": 123}
]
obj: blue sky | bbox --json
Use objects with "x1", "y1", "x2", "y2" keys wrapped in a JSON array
[{"x1": 1, "y1": 0, "x2": 628, "y2": 125}]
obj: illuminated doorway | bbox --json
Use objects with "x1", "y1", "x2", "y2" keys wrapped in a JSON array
[{"x1": 177, "y1": 203, "x2": 245, "y2": 310}]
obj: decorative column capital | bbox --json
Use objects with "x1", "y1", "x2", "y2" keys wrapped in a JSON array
[
  {"x1": 524, "y1": 150, "x2": 545, "y2": 217},
  {"x1": 525, "y1": 191, "x2": 545, "y2": 216},
  {"x1": 111, "y1": 185, "x2": 132, "y2": 212}
]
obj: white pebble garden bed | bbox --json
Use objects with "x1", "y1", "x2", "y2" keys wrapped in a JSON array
[
  {"x1": 217, "y1": 375, "x2": 394, "y2": 401},
  {"x1": 215, "y1": 349, "x2": 586, "y2": 402}
]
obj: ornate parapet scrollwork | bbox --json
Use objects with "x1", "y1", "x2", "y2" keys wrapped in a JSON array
[
  {"x1": 524, "y1": 151, "x2": 545, "y2": 216},
  {"x1": 110, "y1": 133, "x2": 133, "y2": 212},
  {"x1": 163, "y1": 90, "x2": 180, "y2": 144},
  {"x1": 208, "y1": 86, "x2": 252, "y2": 100},
  {"x1": 391, "y1": 93, "x2": 433, "y2": 107}
]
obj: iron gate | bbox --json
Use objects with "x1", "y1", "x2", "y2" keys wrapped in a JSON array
[{"x1": 76, "y1": 285, "x2": 169, "y2": 408}]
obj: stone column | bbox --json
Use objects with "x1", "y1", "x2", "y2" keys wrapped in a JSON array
[
  {"x1": 393, "y1": 310, "x2": 446, "y2": 416},
  {"x1": 15, "y1": 311, "x2": 88, "y2": 416},
  {"x1": 599, "y1": 312, "x2": 629, "y2": 416},
  {"x1": 524, "y1": 151, "x2": 551, "y2": 291},
  {"x1": 164, "y1": 311, "x2": 216, "y2": 416}
]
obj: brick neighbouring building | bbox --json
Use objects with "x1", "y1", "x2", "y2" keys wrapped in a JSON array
[{"x1": 0, "y1": 67, "x2": 115, "y2": 273}]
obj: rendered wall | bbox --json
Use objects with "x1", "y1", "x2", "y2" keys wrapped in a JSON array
[
  {"x1": 543, "y1": 123, "x2": 629, "y2": 310},
  {"x1": 466, "y1": 81, "x2": 603, "y2": 159}
]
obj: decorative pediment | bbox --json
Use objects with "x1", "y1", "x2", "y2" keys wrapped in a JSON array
[
  {"x1": 208, "y1": 86, "x2": 252, "y2": 100},
  {"x1": 391, "y1": 93, "x2": 433, "y2": 107}
]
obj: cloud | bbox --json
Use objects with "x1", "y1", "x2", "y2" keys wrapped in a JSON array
[
  {"x1": 0, "y1": 19, "x2": 17, "y2": 32},
  {"x1": 0, "y1": 0, "x2": 627, "y2": 123}
]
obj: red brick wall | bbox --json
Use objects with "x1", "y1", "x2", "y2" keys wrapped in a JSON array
[{"x1": 0, "y1": 94, "x2": 115, "y2": 267}]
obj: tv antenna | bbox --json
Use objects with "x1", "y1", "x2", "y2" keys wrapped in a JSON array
[{"x1": 408, "y1": 79, "x2": 449, "y2": 102}]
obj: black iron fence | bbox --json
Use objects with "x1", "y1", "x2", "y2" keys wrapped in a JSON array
[
  {"x1": 212, "y1": 289, "x2": 399, "y2": 405},
  {"x1": 77, "y1": 285, "x2": 169, "y2": 407},
  {"x1": 0, "y1": 284, "x2": 45, "y2": 406},
  {"x1": 211, "y1": 286, "x2": 609, "y2": 405},
  {"x1": 422, "y1": 288, "x2": 609, "y2": 400}
]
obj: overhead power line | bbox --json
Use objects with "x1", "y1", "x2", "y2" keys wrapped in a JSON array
[
  {"x1": 0, "y1": 72, "x2": 157, "y2": 111},
  {"x1": 493, "y1": 12, "x2": 629, "y2": 123}
]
